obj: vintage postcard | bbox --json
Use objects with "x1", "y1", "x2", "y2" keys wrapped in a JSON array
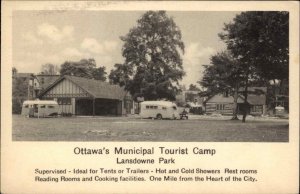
[{"x1": 1, "y1": 1, "x2": 299, "y2": 193}]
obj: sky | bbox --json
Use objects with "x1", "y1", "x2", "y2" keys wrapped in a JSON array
[{"x1": 13, "y1": 11, "x2": 239, "y2": 87}]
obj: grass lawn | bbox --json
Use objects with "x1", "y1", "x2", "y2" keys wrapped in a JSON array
[{"x1": 12, "y1": 115, "x2": 288, "y2": 142}]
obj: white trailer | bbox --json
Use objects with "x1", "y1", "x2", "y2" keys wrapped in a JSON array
[
  {"x1": 21, "y1": 100, "x2": 59, "y2": 118},
  {"x1": 140, "y1": 101, "x2": 179, "y2": 120}
]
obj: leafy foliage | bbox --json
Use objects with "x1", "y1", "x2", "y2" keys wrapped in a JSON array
[
  {"x1": 109, "y1": 63, "x2": 133, "y2": 87},
  {"x1": 199, "y1": 51, "x2": 242, "y2": 119},
  {"x1": 110, "y1": 11, "x2": 185, "y2": 100},
  {"x1": 188, "y1": 84, "x2": 201, "y2": 91},
  {"x1": 60, "y1": 58, "x2": 107, "y2": 81},
  {"x1": 12, "y1": 73, "x2": 28, "y2": 114},
  {"x1": 199, "y1": 51, "x2": 243, "y2": 97},
  {"x1": 217, "y1": 11, "x2": 289, "y2": 122},
  {"x1": 92, "y1": 66, "x2": 107, "y2": 81},
  {"x1": 219, "y1": 11, "x2": 289, "y2": 81},
  {"x1": 40, "y1": 63, "x2": 60, "y2": 75}
]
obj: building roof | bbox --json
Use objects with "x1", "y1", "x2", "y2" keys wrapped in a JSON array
[
  {"x1": 206, "y1": 94, "x2": 244, "y2": 104},
  {"x1": 141, "y1": 101, "x2": 176, "y2": 106},
  {"x1": 239, "y1": 94, "x2": 266, "y2": 105},
  {"x1": 38, "y1": 75, "x2": 127, "y2": 100},
  {"x1": 23, "y1": 100, "x2": 58, "y2": 105},
  {"x1": 206, "y1": 87, "x2": 267, "y2": 105},
  {"x1": 36, "y1": 74, "x2": 60, "y2": 89},
  {"x1": 13, "y1": 73, "x2": 35, "y2": 78}
]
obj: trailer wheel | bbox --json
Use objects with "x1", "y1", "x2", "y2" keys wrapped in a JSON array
[{"x1": 156, "y1": 114, "x2": 162, "y2": 120}]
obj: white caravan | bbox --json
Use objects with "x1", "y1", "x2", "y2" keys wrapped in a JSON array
[
  {"x1": 21, "y1": 100, "x2": 59, "y2": 118},
  {"x1": 140, "y1": 101, "x2": 179, "y2": 119}
]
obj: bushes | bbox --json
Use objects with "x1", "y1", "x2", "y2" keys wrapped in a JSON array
[{"x1": 12, "y1": 98, "x2": 24, "y2": 114}]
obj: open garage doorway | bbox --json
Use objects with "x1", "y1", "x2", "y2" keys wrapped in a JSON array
[
  {"x1": 75, "y1": 99, "x2": 93, "y2": 115},
  {"x1": 75, "y1": 98, "x2": 122, "y2": 116},
  {"x1": 94, "y1": 99, "x2": 121, "y2": 116}
]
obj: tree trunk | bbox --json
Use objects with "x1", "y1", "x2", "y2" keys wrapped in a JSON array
[
  {"x1": 242, "y1": 78, "x2": 249, "y2": 123},
  {"x1": 231, "y1": 83, "x2": 239, "y2": 120}
]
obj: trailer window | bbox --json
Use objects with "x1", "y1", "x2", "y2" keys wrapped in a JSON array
[
  {"x1": 172, "y1": 106, "x2": 177, "y2": 110},
  {"x1": 57, "y1": 98, "x2": 71, "y2": 105},
  {"x1": 48, "y1": 105, "x2": 55, "y2": 108},
  {"x1": 24, "y1": 105, "x2": 29, "y2": 108},
  {"x1": 162, "y1": 107, "x2": 167, "y2": 110},
  {"x1": 145, "y1": 105, "x2": 159, "y2": 109},
  {"x1": 40, "y1": 105, "x2": 46, "y2": 108}
]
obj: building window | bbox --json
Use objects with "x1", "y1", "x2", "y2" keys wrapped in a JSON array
[
  {"x1": 57, "y1": 98, "x2": 71, "y2": 105},
  {"x1": 48, "y1": 105, "x2": 55, "y2": 109},
  {"x1": 216, "y1": 104, "x2": 225, "y2": 110},
  {"x1": 251, "y1": 105, "x2": 262, "y2": 112},
  {"x1": 40, "y1": 105, "x2": 46, "y2": 108}
]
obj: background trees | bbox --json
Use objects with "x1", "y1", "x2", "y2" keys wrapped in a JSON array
[
  {"x1": 109, "y1": 11, "x2": 185, "y2": 100},
  {"x1": 60, "y1": 58, "x2": 107, "y2": 81},
  {"x1": 188, "y1": 84, "x2": 201, "y2": 91},
  {"x1": 109, "y1": 63, "x2": 133, "y2": 87},
  {"x1": 200, "y1": 51, "x2": 243, "y2": 119},
  {"x1": 200, "y1": 11, "x2": 289, "y2": 122},
  {"x1": 219, "y1": 11, "x2": 289, "y2": 83},
  {"x1": 40, "y1": 63, "x2": 60, "y2": 75},
  {"x1": 12, "y1": 67, "x2": 28, "y2": 114}
]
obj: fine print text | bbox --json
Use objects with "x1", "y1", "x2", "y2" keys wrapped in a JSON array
[
  {"x1": 34, "y1": 167, "x2": 258, "y2": 183},
  {"x1": 32, "y1": 146, "x2": 258, "y2": 184}
]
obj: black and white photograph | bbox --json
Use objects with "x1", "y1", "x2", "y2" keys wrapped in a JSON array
[
  {"x1": 2, "y1": 1, "x2": 299, "y2": 194},
  {"x1": 12, "y1": 9, "x2": 289, "y2": 142}
]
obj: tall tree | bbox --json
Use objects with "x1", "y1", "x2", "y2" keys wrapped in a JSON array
[
  {"x1": 60, "y1": 58, "x2": 107, "y2": 81},
  {"x1": 199, "y1": 51, "x2": 243, "y2": 120},
  {"x1": 111, "y1": 11, "x2": 185, "y2": 100},
  {"x1": 40, "y1": 63, "x2": 60, "y2": 75},
  {"x1": 219, "y1": 11, "x2": 288, "y2": 122}
]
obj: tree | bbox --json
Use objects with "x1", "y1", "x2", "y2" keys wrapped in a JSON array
[
  {"x1": 12, "y1": 67, "x2": 28, "y2": 114},
  {"x1": 40, "y1": 63, "x2": 60, "y2": 75},
  {"x1": 109, "y1": 63, "x2": 133, "y2": 87},
  {"x1": 92, "y1": 66, "x2": 107, "y2": 81},
  {"x1": 219, "y1": 11, "x2": 289, "y2": 122},
  {"x1": 60, "y1": 58, "x2": 107, "y2": 81},
  {"x1": 199, "y1": 51, "x2": 243, "y2": 120},
  {"x1": 111, "y1": 11, "x2": 185, "y2": 100},
  {"x1": 188, "y1": 84, "x2": 201, "y2": 91}
]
